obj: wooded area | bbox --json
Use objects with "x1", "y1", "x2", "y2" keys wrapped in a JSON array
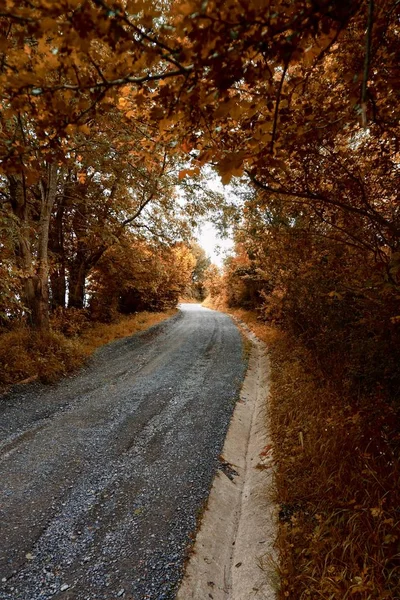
[{"x1": 0, "y1": 0, "x2": 399, "y2": 597}]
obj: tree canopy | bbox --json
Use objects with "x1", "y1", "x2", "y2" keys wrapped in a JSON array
[{"x1": 0, "y1": 0, "x2": 398, "y2": 331}]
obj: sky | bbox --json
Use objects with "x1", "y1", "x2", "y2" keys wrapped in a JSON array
[
  {"x1": 195, "y1": 169, "x2": 238, "y2": 267},
  {"x1": 197, "y1": 221, "x2": 233, "y2": 267}
]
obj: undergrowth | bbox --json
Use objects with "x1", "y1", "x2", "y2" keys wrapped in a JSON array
[
  {"x1": 79, "y1": 309, "x2": 176, "y2": 353},
  {"x1": 207, "y1": 299, "x2": 400, "y2": 600},
  {"x1": 0, "y1": 328, "x2": 85, "y2": 385},
  {"x1": 269, "y1": 332, "x2": 400, "y2": 600},
  {"x1": 0, "y1": 309, "x2": 176, "y2": 387}
]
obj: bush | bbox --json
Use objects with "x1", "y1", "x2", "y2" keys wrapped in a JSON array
[
  {"x1": 50, "y1": 307, "x2": 90, "y2": 337},
  {"x1": 269, "y1": 332, "x2": 400, "y2": 600},
  {"x1": 0, "y1": 327, "x2": 86, "y2": 385}
]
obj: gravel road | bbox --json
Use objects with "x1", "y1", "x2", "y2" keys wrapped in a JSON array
[{"x1": 0, "y1": 304, "x2": 246, "y2": 600}]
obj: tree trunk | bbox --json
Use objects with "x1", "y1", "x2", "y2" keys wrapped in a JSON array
[
  {"x1": 9, "y1": 152, "x2": 59, "y2": 331},
  {"x1": 9, "y1": 175, "x2": 37, "y2": 324},
  {"x1": 68, "y1": 261, "x2": 88, "y2": 309},
  {"x1": 49, "y1": 202, "x2": 66, "y2": 309},
  {"x1": 34, "y1": 163, "x2": 58, "y2": 330},
  {"x1": 67, "y1": 191, "x2": 108, "y2": 309},
  {"x1": 50, "y1": 267, "x2": 67, "y2": 310}
]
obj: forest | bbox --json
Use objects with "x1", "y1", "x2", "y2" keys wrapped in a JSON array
[{"x1": 0, "y1": 0, "x2": 399, "y2": 598}]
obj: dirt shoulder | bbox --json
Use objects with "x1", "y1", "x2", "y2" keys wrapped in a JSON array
[{"x1": 177, "y1": 320, "x2": 277, "y2": 600}]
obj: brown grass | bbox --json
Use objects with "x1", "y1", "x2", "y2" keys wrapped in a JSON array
[
  {"x1": 79, "y1": 309, "x2": 176, "y2": 354},
  {"x1": 202, "y1": 294, "x2": 226, "y2": 311},
  {"x1": 0, "y1": 309, "x2": 176, "y2": 388},
  {"x1": 178, "y1": 296, "x2": 201, "y2": 304},
  {"x1": 268, "y1": 333, "x2": 400, "y2": 600},
  {"x1": 208, "y1": 300, "x2": 400, "y2": 600},
  {"x1": 0, "y1": 328, "x2": 85, "y2": 386}
]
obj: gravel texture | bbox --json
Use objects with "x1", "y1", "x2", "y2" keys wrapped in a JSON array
[{"x1": 0, "y1": 304, "x2": 246, "y2": 600}]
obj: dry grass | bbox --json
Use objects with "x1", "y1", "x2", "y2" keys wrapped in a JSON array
[
  {"x1": 204, "y1": 296, "x2": 279, "y2": 346},
  {"x1": 0, "y1": 328, "x2": 85, "y2": 386},
  {"x1": 202, "y1": 294, "x2": 226, "y2": 311},
  {"x1": 0, "y1": 309, "x2": 176, "y2": 388},
  {"x1": 79, "y1": 309, "x2": 176, "y2": 354},
  {"x1": 178, "y1": 296, "x2": 201, "y2": 304},
  {"x1": 208, "y1": 300, "x2": 400, "y2": 600},
  {"x1": 268, "y1": 333, "x2": 400, "y2": 600}
]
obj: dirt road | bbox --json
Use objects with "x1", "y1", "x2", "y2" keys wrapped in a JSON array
[{"x1": 0, "y1": 304, "x2": 246, "y2": 600}]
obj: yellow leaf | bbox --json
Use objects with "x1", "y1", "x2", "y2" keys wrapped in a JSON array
[
  {"x1": 78, "y1": 124, "x2": 90, "y2": 135},
  {"x1": 159, "y1": 118, "x2": 171, "y2": 132},
  {"x1": 179, "y1": 168, "x2": 199, "y2": 180},
  {"x1": 65, "y1": 124, "x2": 76, "y2": 136},
  {"x1": 384, "y1": 534, "x2": 398, "y2": 544},
  {"x1": 181, "y1": 140, "x2": 192, "y2": 153},
  {"x1": 179, "y1": 169, "x2": 189, "y2": 180},
  {"x1": 175, "y1": 1, "x2": 196, "y2": 16},
  {"x1": 121, "y1": 85, "x2": 131, "y2": 97}
]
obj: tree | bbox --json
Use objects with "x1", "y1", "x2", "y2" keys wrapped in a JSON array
[
  {"x1": 203, "y1": 263, "x2": 222, "y2": 299},
  {"x1": 187, "y1": 241, "x2": 210, "y2": 300},
  {"x1": 89, "y1": 237, "x2": 196, "y2": 320},
  {"x1": 1, "y1": 0, "x2": 399, "y2": 335},
  {"x1": 4, "y1": 162, "x2": 60, "y2": 330}
]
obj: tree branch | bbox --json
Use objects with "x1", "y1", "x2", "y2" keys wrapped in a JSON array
[
  {"x1": 22, "y1": 67, "x2": 191, "y2": 96},
  {"x1": 361, "y1": 0, "x2": 374, "y2": 127},
  {"x1": 270, "y1": 55, "x2": 290, "y2": 155},
  {"x1": 246, "y1": 170, "x2": 400, "y2": 238}
]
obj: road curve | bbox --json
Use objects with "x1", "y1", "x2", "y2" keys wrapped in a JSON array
[{"x1": 0, "y1": 304, "x2": 246, "y2": 600}]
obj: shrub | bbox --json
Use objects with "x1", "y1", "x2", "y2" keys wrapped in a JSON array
[{"x1": 0, "y1": 327, "x2": 86, "y2": 385}]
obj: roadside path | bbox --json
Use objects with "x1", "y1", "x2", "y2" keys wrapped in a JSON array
[{"x1": 0, "y1": 304, "x2": 246, "y2": 600}]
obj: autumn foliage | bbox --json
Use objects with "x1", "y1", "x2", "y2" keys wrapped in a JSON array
[{"x1": 1, "y1": 0, "x2": 399, "y2": 597}]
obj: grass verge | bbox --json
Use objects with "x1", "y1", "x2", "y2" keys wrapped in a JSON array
[
  {"x1": 206, "y1": 299, "x2": 400, "y2": 600},
  {"x1": 0, "y1": 309, "x2": 176, "y2": 388}
]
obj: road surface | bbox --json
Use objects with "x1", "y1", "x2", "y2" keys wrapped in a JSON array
[{"x1": 0, "y1": 304, "x2": 246, "y2": 600}]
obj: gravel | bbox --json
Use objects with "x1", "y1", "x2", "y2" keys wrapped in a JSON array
[{"x1": 0, "y1": 304, "x2": 246, "y2": 600}]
